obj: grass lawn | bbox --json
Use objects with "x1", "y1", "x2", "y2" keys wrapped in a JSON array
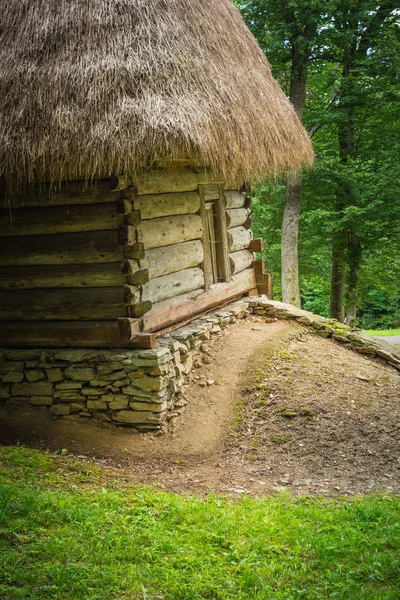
[
  {"x1": 364, "y1": 328, "x2": 400, "y2": 337},
  {"x1": 1, "y1": 446, "x2": 399, "y2": 600}
]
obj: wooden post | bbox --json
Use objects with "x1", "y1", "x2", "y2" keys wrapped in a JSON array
[
  {"x1": 198, "y1": 184, "x2": 212, "y2": 290},
  {"x1": 214, "y1": 185, "x2": 232, "y2": 283}
]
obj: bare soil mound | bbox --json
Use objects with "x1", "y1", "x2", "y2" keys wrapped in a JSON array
[{"x1": 1, "y1": 319, "x2": 399, "y2": 497}]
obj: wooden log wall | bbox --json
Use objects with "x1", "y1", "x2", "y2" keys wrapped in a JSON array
[
  {"x1": 0, "y1": 169, "x2": 257, "y2": 347},
  {"x1": 0, "y1": 180, "x2": 130, "y2": 323}
]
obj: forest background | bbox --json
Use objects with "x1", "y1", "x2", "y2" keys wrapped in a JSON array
[{"x1": 235, "y1": 0, "x2": 400, "y2": 329}]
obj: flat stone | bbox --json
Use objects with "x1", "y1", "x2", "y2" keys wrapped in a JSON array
[
  {"x1": 4, "y1": 350, "x2": 42, "y2": 361},
  {"x1": 51, "y1": 404, "x2": 71, "y2": 416},
  {"x1": 89, "y1": 379, "x2": 109, "y2": 387},
  {"x1": 56, "y1": 382, "x2": 83, "y2": 390},
  {"x1": 11, "y1": 381, "x2": 53, "y2": 396},
  {"x1": 129, "y1": 400, "x2": 168, "y2": 413},
  {"x1": 25, "y1": 361, "x2": 39, "y2": 368},
  {"x1": 105, "y1": 395, "x2": 129, "y2": 410},
  {"x1": 376, "y1": 349, "x2": 394, "y2": 361},
  {"x1": 46, "y1": 368, "x2": 64, "y2": 383},
  {"x1": 65, "y1": 367, "x2": 95, "y2": 382},
  {"x1": 332, "y1": 335, "x2": 349, "y2": 344},
  {"x1": 93, "y1": 412, "x2": 111, "y2": 422},
  {"x1": 112, "y1": 378, "x2": 130, "y2": 387},
  {"x1": 104, "y1": 370, "x2": 128, "y2": 381},
  {"x1": 131, "y1": 355, "x2": 171, "y2": 367},
  {"x1": 125, "y1": 376, "x2": 168, "y2": 393},
  {"x1": 54, "y1": 393, "x2": 85, "y2": 402},
  {"x1": 81, "y1": 387, "x2": 107, "y2": 396},
  {"x1": 30, "y1": 396, "x2": 54, "y2": 406},
  {"x1": 137, "y1": 348, "x2": 170, "y2": 360},
  {"x1": 0, "y1": 384, "x2": 10, "y2": 399},
  {"x1": 1, "y1": 372, "x2": 24, "y2": 383},
  {"x1": 70, "y1": 402, "x2": 86, "y2": 412},
  {"x1": 314, "y1": 330, "x2": 331, "y2": 338},
  {"x1": 112, "y1": 410, "x2": 163, "y2": 424},
  {"x1": 87, "y1": 400, "x2": 107, "y2": 411},
  {"x1": 356, "y1": 346, "x2": 376, "y2": 355},
  {"x1": 26, "y1": 369, "x2": 46, "y2": 383},
  {"x1": 0, "y1": 362, "x2": 24, "y2": 373},
  {"x1": 97, "y1": 362, "x2": 126, "y2": 375},
  {"x1": 54, "y1": 350, "x2": 98, "y2": 363},
  {"x1": 128, "y1": 371, "x2": 145, "y2": 380}
]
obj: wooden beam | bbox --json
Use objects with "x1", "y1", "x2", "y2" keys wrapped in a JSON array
[
  {"x1": 118, "y1": 224, "x2": 138, "y2": 246},
  {"x1": 0, "y1": 263, "x2": 125, "y2": 290},
  {"x1": 133, "y1": 168, "x2": 224, "y2": 196},
  {"x1": 256, "y1": 273, "x2": 272, "y2": 297},
  {"x1": 123, "y1": 191, "x2": 200, "y2": 220},
  {"x1": 0, "y1": 321, "x2": 139, "y2": 348},
  {"x1": 140, "y1": 240, "x2": 204, "y2": 280},
  {"x1": 0, "y1": 179, "x2": 121, "y2": 208},
  {"x1": 225, "y1": 191, "x2": 246, "y2": 209},
  {"x1": 120, "y1": 262, "x2": 150, "y2": 286},
  {"x1": 198, "y1": 184, "x2": 212, "y2": 290},
  {"x1": 230, "y1": 250, "x2": 254, "y2": 275},
  {"x1": 246, "y1": 288, "x2": 259, "y2": 297},
  {"x1": 249, "y1": 238, "x2": 264, "y2": 253},
  {"x1": 140, "y1": 267, "x2": 204, "y2": 304},
  {"x1": 225, "y1": 208, "x2": 251, "y2": 229},
  {"x1": 139, "y1": 214, "x2": 203, "y2": 250},
  {"x1": 0, "y1": 203, "x2": 125, "y2": 237},
  {"x1": 0, "y1": 288, "x2": 127, "y2": 321},
  {"x1": 141, "y1": 268, "x2": 256, "y2": 333},
  {"x1": 119, "y1": 319, "x2": 156, "y2": 348},
  {"x1": 252, "y1": 258, "x2": 265, "y2": 275},
  {"x1": 214, "y1": 185, "x2": 232, "y2": 283},
  {"x1": 228, "y1": 226, "x2": 253, "y2": 252},
  {"x1": 0, "y1": 230, "x2": 124, "y2": 266}
]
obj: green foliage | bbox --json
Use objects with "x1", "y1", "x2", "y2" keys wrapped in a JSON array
[
  {"x1": 1, "y1": 446, "x2": 400, "y2": 599},
  {"x1": 237, "y1": 0, "x2": 400, "y2": 326}
]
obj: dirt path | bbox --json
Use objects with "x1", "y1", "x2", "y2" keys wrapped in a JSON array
[
  {"x1": 1, "y1": 318, "x2": 399, "y2": 498},
  {"x1": 0, "y1": 319, "x2": 293, "y2": 461}
]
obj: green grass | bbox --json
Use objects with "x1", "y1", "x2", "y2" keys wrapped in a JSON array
[
  {"x1": 364, "y1": 328, "x2": 400, "y2": 337},
  {"x1": 1, "y1": 446, "x2": 399, "y2": 599}
]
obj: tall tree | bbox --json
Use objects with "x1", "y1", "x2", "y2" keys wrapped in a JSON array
[
  {"x1": 327, "y1": 0, "x2": 399, "y2": 322},
  {"x1": 236, "y1": 0, "x2": 326, "y2": 306}
]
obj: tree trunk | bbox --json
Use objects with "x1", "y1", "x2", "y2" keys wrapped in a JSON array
[
  {"x1": 280, "y1": 25, "x2": 311, "y2": 307},
  {"x1": 345, "y1": 229, "x2": 362, "y2": 325},
  {"x1": 330, "y1": 227, "x2": 347, "y2": 322},
  {"x1": 281, "y1": 173, "x2": 302, "y2": 306}
]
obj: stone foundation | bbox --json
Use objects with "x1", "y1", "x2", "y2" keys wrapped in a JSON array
[
  {"x1": 1, "y1": 297, "x2": 398, "y2": 431},
  {"x1": 0, "y1": 298, "x2": 251, "y2": 430}
]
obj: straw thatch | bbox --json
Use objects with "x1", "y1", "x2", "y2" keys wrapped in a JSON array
[{"x1": 0, "y1": 0, "x2": 313, "y2": 187}]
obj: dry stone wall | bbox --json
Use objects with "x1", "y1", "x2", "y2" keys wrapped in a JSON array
[
  {"x1": 0, "y1": 299, "x2": 249, "y2": 431},
  {"x1": 1, "y1": 296, "x2": 398, "y2": 431}
]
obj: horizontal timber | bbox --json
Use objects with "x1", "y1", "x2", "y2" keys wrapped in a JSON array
[
  {"x1": 0, "y1": 288, "x2": 127, "y2": 321},
  {"x1": 0, "y1": 179, "x2": 120, "y2": 208},
  {"x1": 0, "y1": 321, "x2": 141, "y2": 348},
  {"x1": 228, "y1": 226, "x2": 253, "y2": 252},
  {"x1": 229, "y1": 250, "x2": 254, "y2": 275},
  {"x1": 0, "y1": 263, "x2": 125, "y2": 289},
  {"x1": 0, "y1": 230, "x2": 124, "y2": 266},
  {"x1": 226, "y1": 208, "x2": 251, "y2": 229},
  {"x1": 123, "y1": 191, "x2": 200, "y2": 220},
  {"x1": 141, "y1": 268, "x2": 256, "y2": 333},
  {"x1": 225, "y1": 191, "x2": 246, "y2": 209},
  {"x1": 134, "y1": 168, "x2": 225, "y2": 196},
  {"x1": 139, "y1": 214, "x2": 203, "y2": 250},
  {"x1": 0, "y1": 202, "x2": 124, "y2": 237},
  {"x1": 140, "y1": 240, "x2": 204, "y2": 280}
]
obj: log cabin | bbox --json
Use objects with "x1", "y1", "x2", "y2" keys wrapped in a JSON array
[{"x1": 0, "y1": 0, "x2": 313, "y2": 428}]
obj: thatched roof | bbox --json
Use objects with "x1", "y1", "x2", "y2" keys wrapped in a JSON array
[{"x1": 0, "y1": 0, "x2": 313, "y2": 187}]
